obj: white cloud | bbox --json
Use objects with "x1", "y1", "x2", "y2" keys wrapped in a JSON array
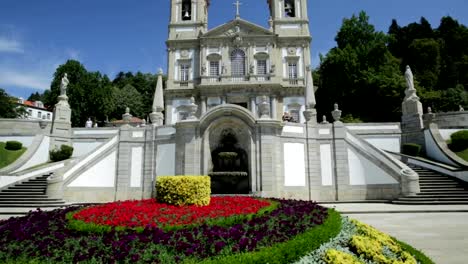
[
  {"x1": 0, "y1": 70, "x2": 51, "y2": 91},
  {"x1": 0, "y1": 37, "x2": 24, "y2": 53}
]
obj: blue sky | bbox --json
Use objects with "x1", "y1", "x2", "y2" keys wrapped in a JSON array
[{"x1": 1, "y1": 0, "x2": 467, "y2": 99}]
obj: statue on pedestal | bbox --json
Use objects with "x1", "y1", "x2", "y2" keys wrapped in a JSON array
[{"x1": 60, "y1": 73, "x2": 69, "y2": 97}]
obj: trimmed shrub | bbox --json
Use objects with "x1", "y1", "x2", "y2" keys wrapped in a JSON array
[
  {"x1": 402, "y1": 143, "x2": 421, "y2": 156},
  {"x1": 49, "y1": 144, "x2": 74, "y2": 162},
  {"x1": 450, "y1": 130, "x2": 468, "y2": 152},
  {"x1": 5, "y1": 141, "x2": 22, "y2": 151},
  {"x1": 156, "y1": 176, "x2": 211, "y2": 206}
]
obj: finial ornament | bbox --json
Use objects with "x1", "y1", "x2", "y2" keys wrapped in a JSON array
[
  {"x1": 332, "y1": 103, "x2": 342, "y2": 122},
  {"x1": 233, "y1": 1, "x2": 242, "y2": 18}
]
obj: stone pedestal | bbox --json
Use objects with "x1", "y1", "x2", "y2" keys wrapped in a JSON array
[{"x1": 50, "y1": 96, "x2": 72, "y2": 150}]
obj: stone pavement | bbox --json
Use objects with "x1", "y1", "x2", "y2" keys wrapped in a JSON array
[{"x1": 321, "y1": 203, "x2": 468, "y2": 264}]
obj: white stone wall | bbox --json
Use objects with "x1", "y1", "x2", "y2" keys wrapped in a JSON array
[
  {"x1": 283, "y1": 143, "x2": 306, "y2": 186},
  {"x1": 68, "y1": 150, "x2": 117, "y2": 187},
  {"x1": 347, "y1": 148, "x2": 398, "y2": 185}
]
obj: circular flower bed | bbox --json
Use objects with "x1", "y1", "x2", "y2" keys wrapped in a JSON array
[{"x1": 0, "y1": 197, "x2": 434, "y2": 264}]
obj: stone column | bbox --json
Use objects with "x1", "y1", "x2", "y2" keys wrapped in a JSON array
[
  {"x1": 270, "y1": 95, "x2": 277, "y2": 120},
  {"x1": 250, "y1": 96, "x2": 257, "y2": 118},
  {"x1": 165, "y1": 98, "x2": 173, "y2": 125},
  {"x1": 50, "y1": 95, "x2": 72, "y2": 150},
  {"x1": 201, "y1": 96, "x2": 207, "y2": 114}
]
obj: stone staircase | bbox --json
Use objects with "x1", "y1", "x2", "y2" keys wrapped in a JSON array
[
  {"x1": 0, "y1": 173, "x2": 66, "y2": 210},
  {"x1": 394, "y1": 165, "x2": 468, "y2": 204}
]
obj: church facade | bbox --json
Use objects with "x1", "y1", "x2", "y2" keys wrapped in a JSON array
[{"x1": 0, "y1": 0, "x2": 424, "y2": 204}]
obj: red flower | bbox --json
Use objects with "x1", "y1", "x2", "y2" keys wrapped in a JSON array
[{"x1": 72, "y1": 197, "x2": 271, "y2": 228}]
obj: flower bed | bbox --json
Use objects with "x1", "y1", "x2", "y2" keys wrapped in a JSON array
[
  {"x1": 0, "y1": 197, "x2": 434, "y2": 264},
  {"x1": 71, "y1": 196, "x2": 273, "y2": 230}
]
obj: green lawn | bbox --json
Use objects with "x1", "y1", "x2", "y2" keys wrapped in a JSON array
[
  {"x1": 0, "y1": 142, "x2": 27, "y2": 169},
  {"x1": 455, "y1": 148, "x2": 468, "y2": 162}
]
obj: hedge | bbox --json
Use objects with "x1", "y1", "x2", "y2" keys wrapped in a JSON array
[
  {"x1": 5, "y1": 141, "x2": 22, "y2": 151},
  {"x1": 49, "y1": 145, "x2": 74, "y2": 162},
  {"x1": 402, "y1": 143, "x2": 421, "y2": 157},
  {"x1": 156, "y1": 176, "x2": 211, "y2": 206},
  {"x1": 449, "y1": 130, "x2": 468, "y2": 152}
]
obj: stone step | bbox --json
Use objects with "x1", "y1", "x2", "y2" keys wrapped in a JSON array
[
  {"x1": 0, "y1": 195, "x2": 50, "y2": 199},
  {"x1": 0, "y1": 203, "x2": 66, "y2": 208},
  {"x1": 0, "y1": 198, "x2": 63, "y2": 202},
  {"x1": 419, "y1": 188, "x2": 467, "y2": 192},
  {"x1": 398, "y1": 197, "x2": 468, "y2": 201},
  {"x1": 0, "y1": 191, "x2": 45, "y2": 195},
  {"x1": 418, "y1": 179, "x2": 455, "y2": 183},
  {"x1": 0, "y1": 200, "x2": 65, "y2": 205},
  {"x1": 393, "y1": 200, "x2": 468, "y2": 205},
  {"x1": 7, "y1": 187, "x2": 46, "y2": 191},
  {"x1": 416, "y1": 193, "x2": 468, "y2": 198},
  {"x1": 420, "y1": 185, "x2": 464, "y2": 189}
]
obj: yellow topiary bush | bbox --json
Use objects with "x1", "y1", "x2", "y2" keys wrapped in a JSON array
[
  {"x1": 323, "y1": 249, "x2": 363, "y2": 264},
  {"x1": 156, "y1": 175, "x2": 211, "y2": 206}
]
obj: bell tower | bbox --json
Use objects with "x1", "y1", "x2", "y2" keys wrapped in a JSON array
[
  {"x1": 267, "y1": 0, "x2": 310, "y2": 36},
  {"x1": 168, "y1": 0, "x2": 209, "y2": 40}
]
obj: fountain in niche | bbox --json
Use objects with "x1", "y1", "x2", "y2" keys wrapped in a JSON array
[{"x1": 209, "y1": 129, "x2": 249, "y2": 194}]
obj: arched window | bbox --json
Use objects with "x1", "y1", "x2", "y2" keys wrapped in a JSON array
[
  {"x1": 181, "y1": 0, "x2": 192, "y2": 21},
  {"x1": 231, "y1": 49, "x2": 246, "y2": 76}
]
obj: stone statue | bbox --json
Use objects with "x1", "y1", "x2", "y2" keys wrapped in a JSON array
[
  {"x1": 405, "y1": 65, "x2": 415, "y2": 91},
  {"x1": 85, "y1": 118, "x2": 92, "y2": 128},
  {"x1": 331, "y1": 103, "x2": 342, "y2": 122},
  {"x1": 321, "y1": 115, "x2": 329, "y2": 124},
  {"x1": 60, "y1": 73, "x2": 69, "y2": 96},
  {"x1": 201, "y1": 65, "x2": 207, "y2": 75},
  {"x1": 270, "y1": 64, "x2": 275, "y2": 74},
  {"x1": 460, "y1": 105, "x2": 465, "y2": 112},
  {"x1": 249, "y1": 63, "x2": 254, "y2": 74},
  {"x1": 125, "y1": 107, "x2": 130, "y2": 114}
]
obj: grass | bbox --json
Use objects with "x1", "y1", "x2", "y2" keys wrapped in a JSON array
[
  {"x1": 0, "y1": 142, "x2": 27, "y2": 169},
  {"x1": 455, "y1": 148, "x2": 468, "y2": 161}
]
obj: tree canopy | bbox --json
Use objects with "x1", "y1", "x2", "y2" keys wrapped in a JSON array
[
  {"x1": 0, "y1": 88, "x2": 25, "y2": 118},
  {"x1": 316, "y1": 12, "x2": 468, "y2": 122}
]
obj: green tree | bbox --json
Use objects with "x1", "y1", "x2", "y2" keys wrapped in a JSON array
[
  {"x1": 0, "y1": 89, "x2": 24, "y2": 118},
  {"x1": 111, "y1": 84, "x2": 145, "y2": 119},
  {"x1": 48, "y1": 60, "x2": 116, "y2": 126},
  {"x1": 317, "y1": 11, "x2": 405, "y2": 122},
  {"x1": 406, "y1": 38, "x2": 441, "y2": 89},
  {"x1": 27, "y1": 92, "x2": 44, "y2": 102}
]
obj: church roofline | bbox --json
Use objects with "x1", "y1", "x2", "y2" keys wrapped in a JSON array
[{"x1": 201, "y1": 18, "x2": 274, "y2": 38}]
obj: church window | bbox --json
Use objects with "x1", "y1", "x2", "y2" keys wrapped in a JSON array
[
  {"x1": 231, "y1": 49, "x2": 246, "y2": 77},
  {"x1": 181, "y1": 0, "x2": 192, "y2": 21},
  {"x1": 180, "y1": 64, "x2": 190, "y2": 82},
  {"x1": 37, "y1": 111, "x2": 42, "y2": 118},
  {"x1": 210, "y1": 61, "x2": 220, "y2": 76},
  {"x1": 257, "y1": 60, "x2": 267, "y2": 75},
  {"x1": 284, "y1": 0, "x2": 296, "y2": 17}
]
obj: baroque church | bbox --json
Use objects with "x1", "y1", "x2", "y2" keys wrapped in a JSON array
[{"x1": 0, "y1": 0, "x2": 425, "y2": 205}]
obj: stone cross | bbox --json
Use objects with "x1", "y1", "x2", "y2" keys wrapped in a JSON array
[{"x1": 233, "y1": 1, "x2": 242, "y2": 18}]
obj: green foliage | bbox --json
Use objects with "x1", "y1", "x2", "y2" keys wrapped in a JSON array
[
  {"x1": 317, "y1": 11, "x2": 405, "y2": 122},
  {"x1": 5, "y1": 141, "x2": 22, "y2": 151},
  {"x1": 111, "y1": 84, "x2": 145, "y2": 119},
  {"x1": 0, "y1": 142, "x2": 27, "y2": 169},
  {"x1": 187, "y1": 209, "x2": 342, "y2": 264},
  {"x1": 454, "y1": 148, "x2": 468, "y2": 162},
  {"x1": 449, "y1": 130, "x2": 468, "y2": 152},
  {"x1": 402, "y1": 143, "x2": 422, "y2": 156},
  {"x1": 341, "y1": 114, "x2": 363, "y2": 123},
  {"x1": 156, "y1": 176, "x2": 211, "y2": 206},
  {"x1": 27, "y1": 92, "x2": 44, "y2": 102},
  {"x1": 0, "y1": 89, "x2": 24, "y2": 118},
  {"x1": 49, "y1": 145, "x2": 74, "y2": 162},
  {"x1": 44, "y1": 60, "x2": 116, "y2": 127}
]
